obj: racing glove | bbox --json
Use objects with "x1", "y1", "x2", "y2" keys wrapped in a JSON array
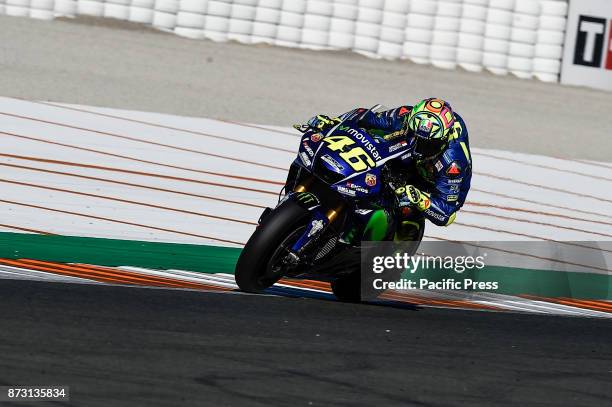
[
  {"x1": 395, "y1": 185, "x2": 431, "y2": 212},
  {"x1": 307, "y1": 115, "x2": 341, "y2": 131}
]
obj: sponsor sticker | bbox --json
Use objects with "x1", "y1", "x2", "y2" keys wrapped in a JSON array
[
  {"x1": 446, "y1": 161, "x2": 461, "y2": 177},
  {"x1": 299, "y1": 152, "x2": 312, "y2": 167},
  {"x1": 435, "y1": 160, "x2": 443, "y2": 172},
  {"x1": 448, "y1": 178, "x2": 463, "y2": 184},
  {"x1": 297, "y1": 192, "x2": 317, "y2": 205},
  {"x1": 388, "y1": 140, "x2": 408, "y2": 153},
  {"x1": 447, "y1": 194, "x2": 458, "y2": 202},
  {"x1": 346, "y1": 182, "x2": 369, "y2": 194},
  {"x1": 425, "y1": 208, "x2": 446, "y2": 222},
  {"x1": 321, "y1": 154, "x2": 344, "y2": 171},
  {"x1": 311, "y1": 133, "x2": 323, "y2": 142},
  {"x1": 302, "y1": 142, "x2": 314, "y2": 156},
  {"x1": 365, "y1": 173, "x2": 377, "y2": 187},
  {"x1": 336, "y1": 186, "x2": 356, "y2": 196},
  {"x1": 398, "y1": 106, "x2": 410, "y2": 116}
]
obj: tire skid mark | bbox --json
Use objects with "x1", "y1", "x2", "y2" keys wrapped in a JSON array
[
  {"x1": 2, "y1": 159, "x2": 606, "y2": 236},
  {"x1": 0, "y1": 152, "x2": 283, "y2": 186},
  {"x1": 575, "y1": 159, "x2": 612, "y2": 171},
  {"x1": 474, "y1": 151, "x2": 612, "y2": 182},
  {"x1": 455, "y1": 221, "x2": 612, "y2": 256},
  {"x1": 0, "y1": 161, "x2": 266, "y2": 209},
  {"x1": 1, "y1": 170, "x2": 607, "y2": 250},
  {"x1": 0, "y1": 133, "x2": 285, "y2": 187},
  {"x1": 0, "y1": 199, "x2": 246, "y2": 246},
  {"x1": 477, "y1": 172, "x2": 612, "y2": 204},
  {"x1": 30, "y1": 100, "x2": 296, "y2": 153},
  {"x1": 217, "y1": 119, "x2": 300, "y2": 137},
  {"x1": 0, "y1": 112, "x2": 287, "y2": 171},
  {"x1": 472, "y1": 187, "x2": 611, "y2": 220},
  {"x1": 2, "y1": 136, "x2": 607, "y2": 221},
  {"x1": 1, "y1": 175, "x2": 607, "y2": 252},
  {"x1": 426, "y1": 235, "x2": 612, "y2": 273},
  {"x1": 461, "y1": 208, "x2": 612, "y2": 239},
  {"x1": 466, "y1": 201, "x2": 612, "y2": 227},
  {"x1": 0, "y1": 178, "x2": 257, "y2": 226}
]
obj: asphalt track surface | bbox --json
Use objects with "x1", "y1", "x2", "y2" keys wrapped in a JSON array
[
  {"x1": 1, "y1": 16, "x2": 611, "y2": 160},
  {"x1": 1, "y1": 279, "x2": 611, "y2": 407}
]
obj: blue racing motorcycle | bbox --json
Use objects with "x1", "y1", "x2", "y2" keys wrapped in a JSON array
[{"x1": 235, "y1": 107, "x2": 425, "y2": 301}]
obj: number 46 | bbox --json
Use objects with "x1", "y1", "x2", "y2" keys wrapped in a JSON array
[{"x1": 323, "y1": 136, "x2": 375, "y2": 172}]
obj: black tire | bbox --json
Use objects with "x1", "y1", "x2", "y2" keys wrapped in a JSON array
[
  {"x1": 330, "y1": 271, "x2": 362, "y2": 303},
  {"x1": 331, "y1": 268, "x2": 381, "y2": 303},
  {"x1": 331, "y1": 216, "x2": 426, "y2": 303},
  {"x1": 235, "y1": 200, "x2": 310, "y2": 293}
]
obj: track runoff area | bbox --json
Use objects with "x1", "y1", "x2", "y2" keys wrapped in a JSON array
[{"x1": 0, "y1": 95, "x2": 610, "y2": 315}]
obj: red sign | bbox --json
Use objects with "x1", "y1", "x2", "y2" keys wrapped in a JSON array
[{"x1": 607, "y1": 19, "x2": 612, "y2": 70}]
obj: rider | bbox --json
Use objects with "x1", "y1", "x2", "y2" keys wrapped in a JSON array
[{"x1": 301, "y1": 98, "x2": 472, "y2": 238}]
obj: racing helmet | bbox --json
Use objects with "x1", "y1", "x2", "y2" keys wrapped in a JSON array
[{"x1": 404, "y1": 98, "x2": 456, "y2": 160}]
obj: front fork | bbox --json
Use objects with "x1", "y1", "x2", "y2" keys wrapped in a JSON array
[
  {"x1": 282, "y1": 177, "x2": 345, "y2": 260},
  {"x1": 289, "y1": 202, "x2": 344, "y2": 257}
]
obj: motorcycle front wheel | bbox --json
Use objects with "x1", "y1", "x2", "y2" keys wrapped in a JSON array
[{"x1": 235, "y1": 200, "x2": 310, "y2": 293}]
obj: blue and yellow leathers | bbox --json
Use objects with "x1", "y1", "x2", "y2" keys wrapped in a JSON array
[{"x1": 338, "y1": 105, "x2": 472, "y2": 226}]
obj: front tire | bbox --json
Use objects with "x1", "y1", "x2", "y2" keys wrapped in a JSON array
[{"x1": 235, "y1": 200, "x2": 310, "y2": 293}]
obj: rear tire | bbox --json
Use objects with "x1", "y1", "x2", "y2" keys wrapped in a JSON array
[
  {"x1": 235, "y1": 200, "x2": 310, "y2": 293},
  {"x1": 331, "y1": 216, "x2": 426, "y2": 302},
  {"x1": 331, "y1": 271, "x2": 362, "y2": 303}
]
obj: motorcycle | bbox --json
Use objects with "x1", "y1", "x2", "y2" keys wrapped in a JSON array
[{"x1": 235, "y1": 106, "x2": 425, "y2": 302}]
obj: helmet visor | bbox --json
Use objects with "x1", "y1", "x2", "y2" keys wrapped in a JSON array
[{"x1": 414, "y1": 136, "x2": 446, "y2": 159}]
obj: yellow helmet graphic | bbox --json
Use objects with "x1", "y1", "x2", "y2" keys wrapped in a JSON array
[{"x1": 406, "y1": 98, "x2": 456, "y2": 158}]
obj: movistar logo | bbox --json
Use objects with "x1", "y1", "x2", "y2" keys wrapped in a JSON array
[
  {"x1": 339, "y1": 126, "x2": 381, "y2": 161},
  {"x1": 339, "y1": 125, "x2": 361, "y2": 136}
]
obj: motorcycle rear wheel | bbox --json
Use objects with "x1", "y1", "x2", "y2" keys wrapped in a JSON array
[{"x1": 331, "y1": 216, "x2": 426, "y2": 302}]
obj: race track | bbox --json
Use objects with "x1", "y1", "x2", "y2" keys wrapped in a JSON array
[{"x1": 2, "y1": 279, "x2": 612, "y2": 407}]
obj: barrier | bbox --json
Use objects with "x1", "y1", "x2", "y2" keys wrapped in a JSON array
[{"x1": 0, "y1": 0, "x2": 571, "y2": 83}]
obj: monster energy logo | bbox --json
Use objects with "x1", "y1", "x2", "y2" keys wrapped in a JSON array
[{"x1": 296, "y1": 192, "x2": 317, "y2": 205}]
